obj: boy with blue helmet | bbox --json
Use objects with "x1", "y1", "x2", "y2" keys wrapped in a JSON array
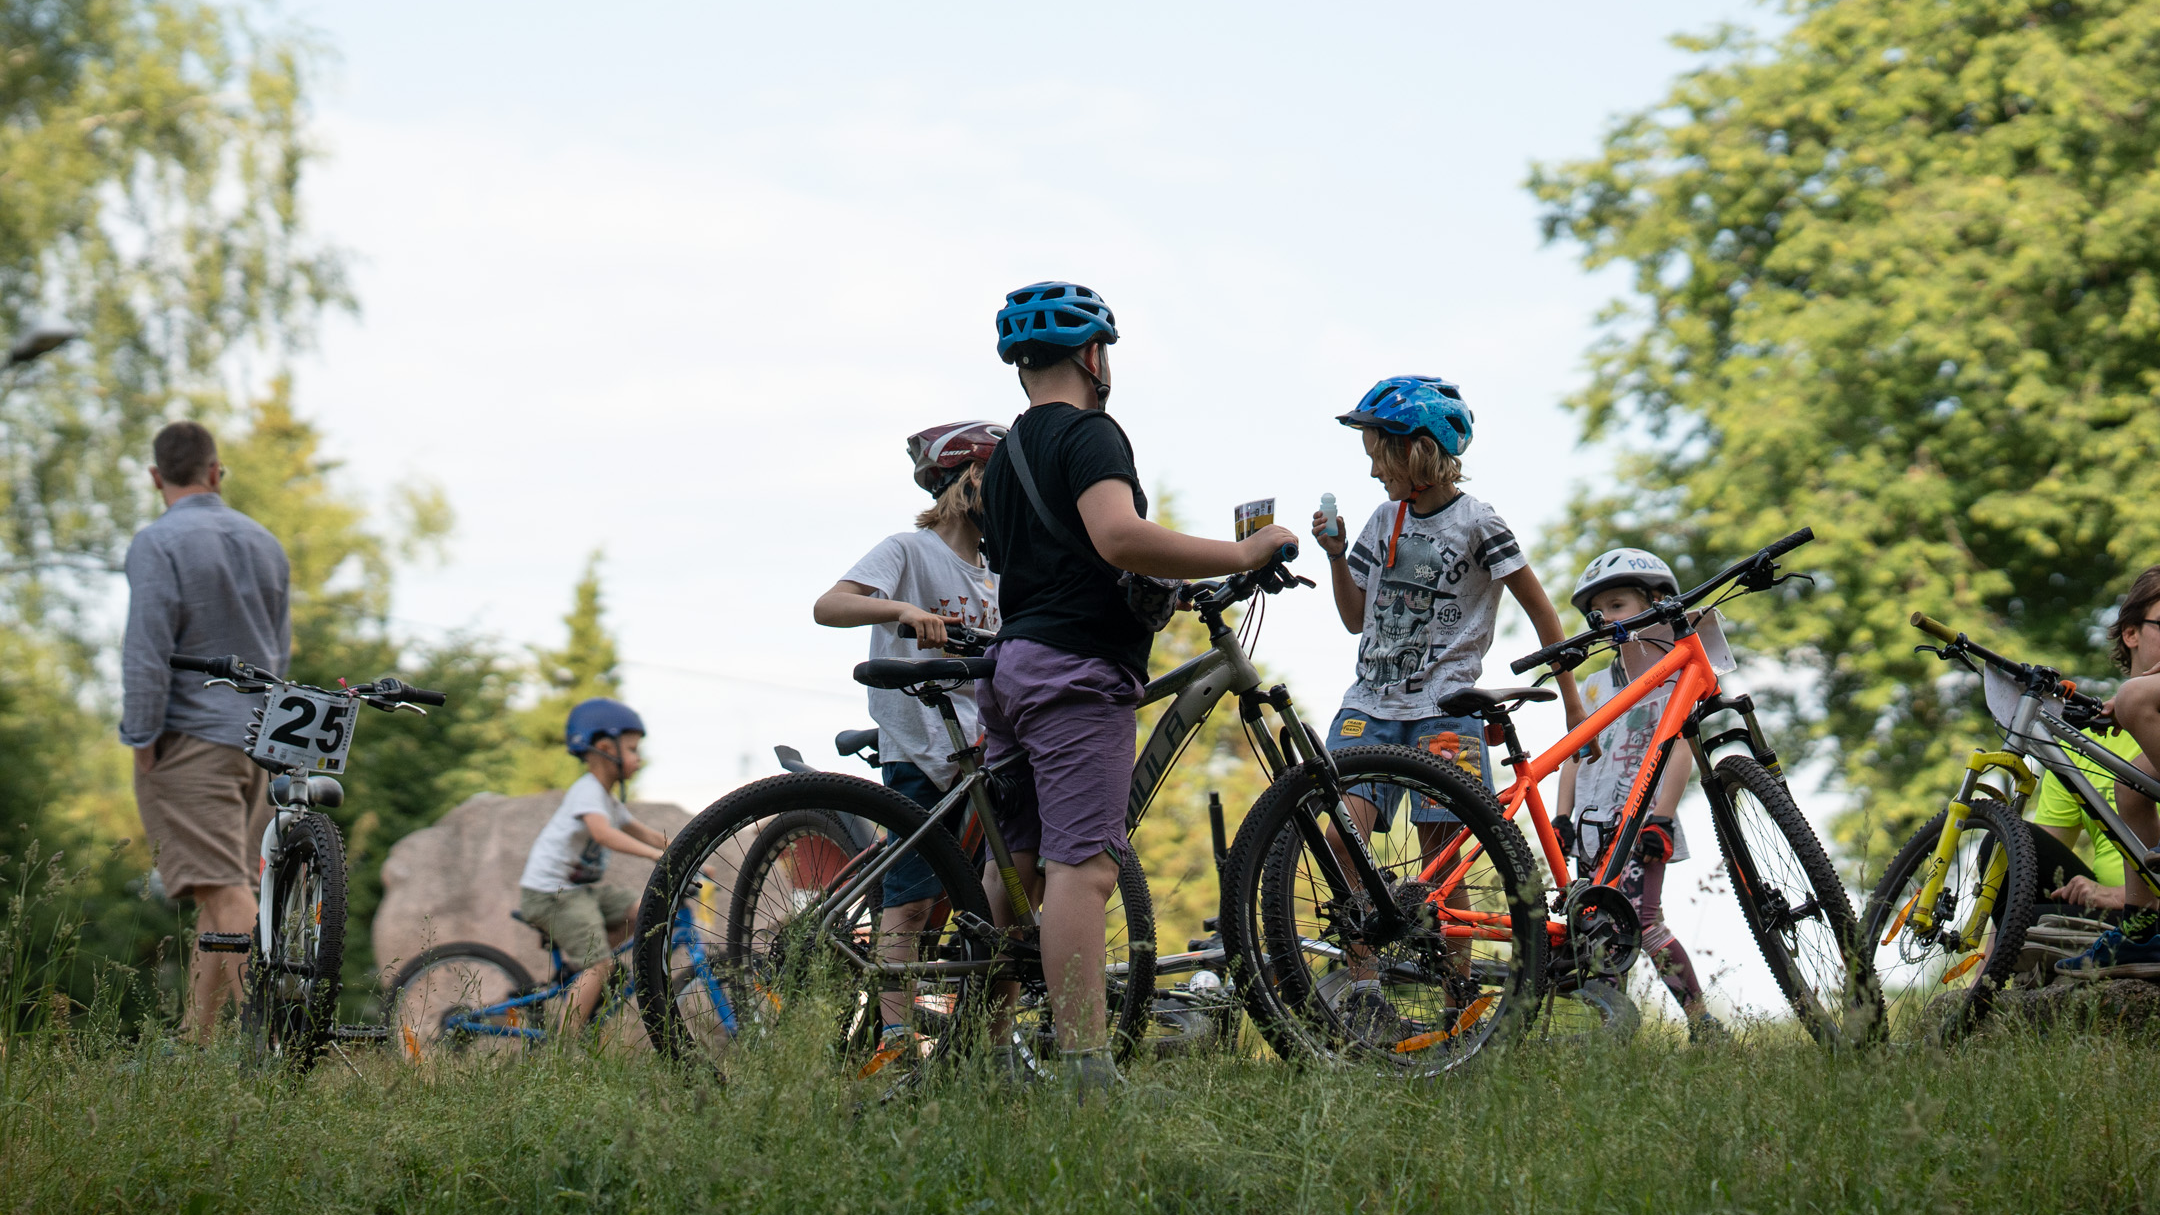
[
  {"x1": 1310, "y1": 375, "x2": 1589, "y2": 1044},
  {"x1": 814, "y1": 420, "x2": 1005, "y2": 1047},
  {"x1": 517, "y1": 697, "x2": 669, "y2": 1032},
  {"x1": 980, "y1": 280, "x2": 1297, "y2": 1096}
]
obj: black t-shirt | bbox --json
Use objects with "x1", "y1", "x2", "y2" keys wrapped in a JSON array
[{"x1": 980, "y1": 402, "x2": 1152, "y2": 676}]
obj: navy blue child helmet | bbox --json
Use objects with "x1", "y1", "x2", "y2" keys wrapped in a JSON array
[
  {"x1": 566, "y1": 697, "x2": 645, "y2": 757},
  {"x1": 996, "y1": 281, "x2": 1119, "y2": 368},
  {"x1": 1338, "y1": 376, "x2": 1476, "y2": 457}
]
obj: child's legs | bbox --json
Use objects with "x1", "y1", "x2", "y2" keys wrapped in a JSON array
[
  {"x1": 877, "y1": 761, "x2": 955, "y2": 1029},
  {"x1": 2107, "y1": 676, "x2": 2160, "y2": 909},
  {"x1": 1040, "y1": 853, "x2": 1120, "y2": 1051},
  {"x1": 1629, "y1": 857, "x2": 1705, "y2": 1015},
  {"x1": 520, "y1": 885, "x2": 622, "y2": 1032},
  {"x1": 2110, "y1": 751, "x2": 2160, "y2": 912},
  {"x1": 1323, "y1": 710, "x2": 1401, "y2": 984},
  {"x1": 980, "y1": 640, "x2": 1142, "y2": 1054}
]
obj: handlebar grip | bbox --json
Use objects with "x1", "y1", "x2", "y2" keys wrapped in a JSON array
[
  {"x1": 400, "y1": 687, "x2": 448, "y2": 706},
  {"x1": 1909, "y1": 612, "x2": 1959, "y2": 644},
  {"x1": 170, "y1": 654, "x2": 232, "y2": 677},
  {"x1": 1274, "y1": 542, "x2": 1299, "y2": 564},
  {"x1": 1761, "y1": 527, "x2": 1815, "y2": 561},
  {"x1": 1511, "y1": 640, "x2": 1576, "y2": 676}
]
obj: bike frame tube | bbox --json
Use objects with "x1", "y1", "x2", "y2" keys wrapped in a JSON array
[
  {"x1": 2018, "y1": 707, "x2": 2160, "y2": 900},
  {"x1": 1418, "y1": 633, "x2": 1718, "y2": 906}
]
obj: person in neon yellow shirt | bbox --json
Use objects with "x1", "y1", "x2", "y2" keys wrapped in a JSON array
[{"x1": 2032, "y1": 727, "x2": 2137, "y2": 910}]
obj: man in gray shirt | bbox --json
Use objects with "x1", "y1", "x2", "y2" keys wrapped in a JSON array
[{"x1": 122, "y1": 421, "x2": 291, "y2": 1042}]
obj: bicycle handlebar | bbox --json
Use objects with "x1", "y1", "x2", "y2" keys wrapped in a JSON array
[
  {"x1": 170, "y1": 654, "x2": 448, "y2": 708},
  {"x1": 1509, "y1": 528, "x2": 1816, "y2": 676},
  {"x1": 1907, "y1": 612, "x2": 2106, "y2": 715},
  {"x1": 896, "y1": 621, "x2": 995, "y2": 657}
]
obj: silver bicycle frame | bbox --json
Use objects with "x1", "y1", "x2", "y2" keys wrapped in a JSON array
[{"x1": 2000, "y1": 690, "x2": 2160, "y2": 892}]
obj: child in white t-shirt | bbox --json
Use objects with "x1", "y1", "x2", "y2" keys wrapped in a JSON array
[
  {"x1": 812, "y1": 421, "x2": 1003, "y2": 1045},
  {"x1": 1312, "y1": 376, "x2": 1587, "y2": 1044},
  {"x1": 517, "y1": 697, "x2": 667, "y2": 1033},
  {"x1": 1556, "y1": 548, "x2": 1721, "y2": 1040}
]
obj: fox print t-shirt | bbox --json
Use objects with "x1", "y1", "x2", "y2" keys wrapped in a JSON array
[{"x1": 1339, "y1": 492, "x2": 1525, "y2": 720}]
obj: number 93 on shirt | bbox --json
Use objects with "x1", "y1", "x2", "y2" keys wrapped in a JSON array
[{"x1": 249, "y1": 686, "x2": 357, "y2": 773}]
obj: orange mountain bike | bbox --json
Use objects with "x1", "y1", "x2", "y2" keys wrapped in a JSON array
[{"x1": 1220, "y1": 528, "x2": 1878, "y2": 1072}]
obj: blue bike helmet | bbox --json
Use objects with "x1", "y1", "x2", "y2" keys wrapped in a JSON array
[
  {"x1": 1337, "y1": 376, "x2": 1475, "y2": 456},
  {"x1": 565, "y1": 698, "x2": 645, "y2": 757},
  {"x1": 996, "y1": 281, "x2": 1119, "y2": 368}
]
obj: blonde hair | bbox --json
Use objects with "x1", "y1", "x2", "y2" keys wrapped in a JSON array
[
  {"x1": 1362, "y1": 429, "x2": 1463, "y2": 492},
  {"x1": 916, "y1": 462, "x2": 985, "y2": 530}
]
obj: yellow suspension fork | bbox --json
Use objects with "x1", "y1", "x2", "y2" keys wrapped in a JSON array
[{"x1": 1895, "y1": 754, "x2": 2033, "y2": 943}]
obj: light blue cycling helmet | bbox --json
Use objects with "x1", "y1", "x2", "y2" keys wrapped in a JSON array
[
  {"x1": 1338, "y1": 376, "x2": 1475, "y2": 456},
  {"x1": 565, "y1": 698, "x2": 645, "y2": 757},
  {"x1": 996, "y1": 281, "x2": 1119, "y2": 368}
]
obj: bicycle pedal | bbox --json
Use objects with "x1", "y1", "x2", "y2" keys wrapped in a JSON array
[
  {"x1": 196, "y1": 932, "x2": 252, "y2": 954},
  {"x1": 332, "y1": 1024, "x2": 391, "y2": 1043}
]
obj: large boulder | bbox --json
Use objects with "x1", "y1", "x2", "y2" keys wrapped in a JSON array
[{"x1": 372, "y1": 790, "x2": 744, "y2": 985}]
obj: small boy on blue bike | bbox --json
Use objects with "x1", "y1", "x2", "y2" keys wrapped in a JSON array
[{"x1": 516, "y1": 698, "x2": 668, "y2": 1033}]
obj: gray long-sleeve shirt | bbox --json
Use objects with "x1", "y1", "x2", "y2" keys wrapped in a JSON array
[{"x1": 120, "y1": 493, "x2": 291, "y2": 750}]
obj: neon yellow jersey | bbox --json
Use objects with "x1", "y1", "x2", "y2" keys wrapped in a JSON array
[{"x1": 2030, "y1": 727, "x2": 2140, "y2": 887}]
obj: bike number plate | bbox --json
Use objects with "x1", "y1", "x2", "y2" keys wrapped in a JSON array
[{"x1": 250, "y1": 687, "x2": 356, "y2": 773}]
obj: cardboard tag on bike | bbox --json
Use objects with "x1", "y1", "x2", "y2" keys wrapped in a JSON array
[
  {"x1": 249, "y1": 686, "x2": 356, "y2": 774},
  {"x1": 1234, "y1": 498, "x2": 1275, "y2": 540}
]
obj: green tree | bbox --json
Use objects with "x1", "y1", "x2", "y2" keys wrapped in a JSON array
[
  {"x1": 1532, "y1": 0, "x2": 2160, "y2": 866},
  {"x1": 506, "y1": 553, "x2": 624, "y2": 796},
  {"x1": 0, "y1": 0, "x2": 346, "y2": 601}
]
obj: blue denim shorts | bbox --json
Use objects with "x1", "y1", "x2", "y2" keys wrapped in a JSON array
[
  {"x1": 1324, "y1": 709, "x2": 1495, "y2": 832},
  {"x1": 880, "y1": 761, "x2": 953, "y2": 907}
]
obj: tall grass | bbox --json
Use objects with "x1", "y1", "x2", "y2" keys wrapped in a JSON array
[
  {"x1": 3, "y1": 1007, "x2": 2157, "y2": 1213},
  {"x1": 5, "y1": 851, "x2": 2158, "y2": 1213}
]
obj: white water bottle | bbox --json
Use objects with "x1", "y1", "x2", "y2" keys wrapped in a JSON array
[{"x1": 1319, "y1": 492, "x2": 1340, "y2": 539}]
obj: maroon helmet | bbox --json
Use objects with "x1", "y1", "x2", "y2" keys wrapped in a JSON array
[{"x1": 907, "y1": 421, "x2": 1006, "y2": 495}]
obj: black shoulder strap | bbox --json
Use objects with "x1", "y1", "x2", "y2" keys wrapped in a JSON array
[{"x1": 1003, "y1": 412, "x2": 1117, "y2": 577}]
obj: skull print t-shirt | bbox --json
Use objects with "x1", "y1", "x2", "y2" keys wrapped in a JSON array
[{"x1": 1338, "y1": 491, "x2": 1526, "y2": 721}]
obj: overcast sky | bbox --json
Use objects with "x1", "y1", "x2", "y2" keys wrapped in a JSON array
[{"x1": 280, "y1": 0, "x2": 1810, "y2": 1017}]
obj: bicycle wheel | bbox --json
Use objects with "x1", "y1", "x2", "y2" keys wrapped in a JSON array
[
  {"x1": 1005, "y1": 846, "x2": 1158, "y2": 1066},
  {"x1": 243, "y1": 810, "x2": 346, "y2": 1070},
  {"x1": 1708, "y1": 755, "x2": 1876, "y2": 1044},
  {"x1": 388, "y1": 943, "x2": 539, "y2": 1060},
  {"x1": 1860, "y1": 799, "x2": 2037, "y2": 1044},
  {"x1": 726, "y1": 809, "x2": 866, "y2": 1044},
  {"x1": 635, "y1": 773, "x2": 988, "y2": 1083},
  {"x1": 1222, "y1": 744, "x2": 1544, "y2": 1074}
]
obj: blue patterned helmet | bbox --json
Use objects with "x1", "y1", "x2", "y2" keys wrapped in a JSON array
[
  {"x1": 565, "y1": 698, "x2": 645, "y2": 757},
  {"x1": 1337, "y1": 376, "x2": 1475, "y2": 456},
  {"x1": 996, "y1": 281, "x2": 1118, "y2": 367}
]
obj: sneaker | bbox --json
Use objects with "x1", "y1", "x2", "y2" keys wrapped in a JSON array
[
  {"x1": 1341, "y1": 987, "x2": 1406, "y2": 1045},
  {"x1": 2053, "y1": 915, "x2": 2160, "y2": 980},
  {"x1": 1688, "y1": 1012, "x2": 1729, "y2": 1045}
]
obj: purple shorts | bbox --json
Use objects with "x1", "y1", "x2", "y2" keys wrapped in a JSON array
[{"x1": 978, "y1": 638, "x2": 1143, "y2": 867}]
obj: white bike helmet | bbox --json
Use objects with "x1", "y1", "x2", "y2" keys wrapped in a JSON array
[{"x1": 1571, "y1": 548, "x2": 1680, "y2": 616}]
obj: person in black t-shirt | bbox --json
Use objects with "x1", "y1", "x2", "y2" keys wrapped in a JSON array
[{"x1": 979, "y1": 282, "x2": 1298, "y2": 1098}]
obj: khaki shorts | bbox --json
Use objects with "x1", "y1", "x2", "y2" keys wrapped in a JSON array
[
  {"x1": 519, "y1": 884, "x2": 635, "y2": 971},
  {"x1": 133, "y1": 731, "x2": 272, "y2": 898}
]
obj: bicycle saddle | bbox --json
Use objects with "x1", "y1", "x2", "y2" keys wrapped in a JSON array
[
  {"x1": 1437, "y1": 686, "x2": 1557, "y2": 717},
  {"x1": 835, "y1": 727, "x2": 880, "y2": 756},
  {"x1": 509, "y1": 909, "x2": 556, "y2": 949},
  {"x1": 852, "y1": 657, "x2": 995, "y2": 690}
]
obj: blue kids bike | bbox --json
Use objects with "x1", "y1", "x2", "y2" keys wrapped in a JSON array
[{"x1": 387, "y1": 897, "x2": 743, "y2": 1057}]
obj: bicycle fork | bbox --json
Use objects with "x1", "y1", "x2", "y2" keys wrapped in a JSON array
[{"x1": 1890, "y1": 755, "x2": 2030, "y2": 953}]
